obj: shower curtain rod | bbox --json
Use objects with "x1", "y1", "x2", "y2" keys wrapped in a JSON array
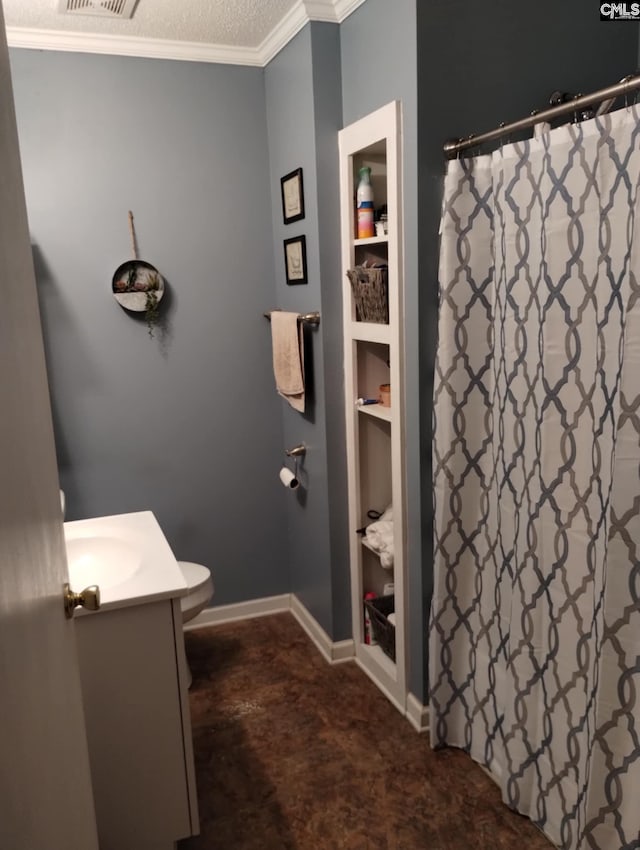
[{"x1": 443, "y1": 73, "x2": 640, "y2": 159}]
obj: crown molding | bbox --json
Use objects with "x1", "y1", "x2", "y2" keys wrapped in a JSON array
[
  {"x1": 5, "y1": 0, "x2": 367, "y2": 66},
  {"x1": 333, "y1": 0, "x2": 367, "y2": 22},
  {"x1": 303, "y1": 0, "x2": 342, "y2": 21},
  {"x1": 5, "y1": 26, "x2": 264, "y2": 65},
  {"x1": 257, "y1": 1, "x2": 311, "y2": 66},
  {"x1": 302, "y1": 0, "x2": 366, "y2": 22},
  {"x1": 258, "y1": 0, "x2": 365, "y2": 64}
]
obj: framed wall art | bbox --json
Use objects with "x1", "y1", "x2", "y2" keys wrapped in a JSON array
[
  {"x1": 283, "y1": 235, "x2": 308, "y2": 285},
  {"x1": 280, "y1": 167, "x2": 305, "y2": 224}
]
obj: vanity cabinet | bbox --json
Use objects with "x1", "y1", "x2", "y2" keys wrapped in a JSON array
[
  {"x1": 339, "y1": 101, "x2": 407, "y2": 714},
  {"x1": 75, "y1": 598, "x2": 198, "y2": 850}
]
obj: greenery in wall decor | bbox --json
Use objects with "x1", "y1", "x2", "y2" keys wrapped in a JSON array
[
  {"x1": 144, "y1": 272, "x2": 161, "y2": 337},
  {"x1": 112, "y1": 258, "x2": 166, "y2": 338},
  {"x1": 111, "y1": 212, "x2": 166, "y2": 340}
]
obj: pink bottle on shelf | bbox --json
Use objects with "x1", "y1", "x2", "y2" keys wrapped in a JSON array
[{"x1": 364, "y1": 592, "x2": 378, "y2": 645}]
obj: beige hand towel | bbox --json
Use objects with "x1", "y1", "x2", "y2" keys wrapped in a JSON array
[{"x1": 270, "y1": 311, "x2": 305, "y2": 412}]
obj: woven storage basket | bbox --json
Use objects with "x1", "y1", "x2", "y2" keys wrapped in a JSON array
[
  {"x1": 365, "y1": 594, "x2": 395, "y2": 661},
  {"x1": 347, "y1": 266, "x2": 389, "y2": 324}
]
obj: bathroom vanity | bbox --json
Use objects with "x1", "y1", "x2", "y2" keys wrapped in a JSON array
[{"x1": 65, "y1": 512, "x2": 199, "y2": 850}]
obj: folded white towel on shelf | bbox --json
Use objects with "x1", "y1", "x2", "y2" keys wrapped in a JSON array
[
  {"x1": 365, "y1": 503, "x2": 394, "y2": 569},
  {"x1": 379, "y1": 549, "x2": 394, "y2": 569},
  {"x1": 366, "y1": 520, "x2": 393, "y2": 552},
  {"x1": 270, "y1": 311, "x2": 305, "y2": 412}
]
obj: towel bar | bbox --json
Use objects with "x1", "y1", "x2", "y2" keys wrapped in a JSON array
[{"x1": 264, "y1": 310, "x2": 320, "y2": 326}]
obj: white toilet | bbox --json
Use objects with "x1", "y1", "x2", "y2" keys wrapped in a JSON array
[
  {"x1": 178, "y1": 561, "x2": 214, "y2": 624},
  {"x1": 178, "y1": 561, "x2": 214, "y2": 688}
]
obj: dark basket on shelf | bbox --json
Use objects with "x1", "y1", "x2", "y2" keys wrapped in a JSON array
[
  {"x1": 347, "y1": 266, "x2": 389, "y2": 324},
  {"x1": 365, "y1": 594, "x2": 395, "y2": 662}
]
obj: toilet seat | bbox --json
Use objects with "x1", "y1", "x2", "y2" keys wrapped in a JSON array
[{"x1": 178, "y1": 561, "x2": 214, "y2": 621}]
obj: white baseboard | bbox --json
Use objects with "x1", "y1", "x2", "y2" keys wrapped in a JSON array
[
  {"x1": 290, "y1": 594, "x2": 355, "y2": 665},
  {"x1": 331, "y1": 638, "x2": 357, "y2": 663},
  {"x1": 184, "y1": 593, "x2": 356, "y2": 667},
  {"x1": 184, "y1": 594, "x2": 290, "y2": 629},
  {"x1": 406, "y1": 692, "x2": 430, "y2": 734}
]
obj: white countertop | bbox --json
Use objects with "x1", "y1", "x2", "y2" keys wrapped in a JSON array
[{"x1": 64, "y1": 510, "x2": 188, "y2": 615}]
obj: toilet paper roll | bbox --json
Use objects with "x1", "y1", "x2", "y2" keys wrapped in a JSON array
[{"x1": 279, "y1": 466, "x2": 299, "y2": 490}]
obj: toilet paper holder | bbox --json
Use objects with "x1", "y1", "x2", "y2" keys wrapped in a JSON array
[
  {"x1": 280, "y1": 444, "x2": 306, "y2": 490},
  {"x1": 285, "y1": 444, "x2": 306, "y2": 458}
]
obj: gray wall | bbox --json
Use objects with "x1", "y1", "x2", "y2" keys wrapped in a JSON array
[
  {"x1": 416, "y1": 1, "x2": 640, "y2": 699},
  {"x1": 264, "y1": 23, "x2": 350, "y2": 639},
  {"x1": 10, "y1": 49, "x2": 289, "y2": 606},
  {"x1": 10, "y1": 2, "x2": 633, "y2": 691},
  {"x1": 340, "y1": 0, "x2": 423, "y2": 695},
  {"x1": 311, "y1": 24, "x2": 351, "y2": 641}
]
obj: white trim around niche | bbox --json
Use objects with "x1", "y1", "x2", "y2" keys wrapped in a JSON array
[{"x1": 5, "y1": 0, "x2": 367, "y2": 66}]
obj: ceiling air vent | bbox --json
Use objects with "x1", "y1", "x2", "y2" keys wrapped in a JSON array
[{"x1": 58, "y1": 0, "x2": 139, "y2": 18}]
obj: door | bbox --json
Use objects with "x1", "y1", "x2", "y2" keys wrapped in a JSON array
[{"x1": 0, "y1": 7, "x2": 99, "y2": 849}]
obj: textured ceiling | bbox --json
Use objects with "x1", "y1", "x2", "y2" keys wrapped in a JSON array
[{"x1": 3, "y1": 0, "x2": 300, "y2": 47}]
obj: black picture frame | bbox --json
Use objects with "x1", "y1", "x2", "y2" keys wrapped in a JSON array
[
  {"x1": 283, "y1": 235, "x2": 308, "y2": 286},
  {"x1": 280, "y1": 167, "x2": 305, "y2": 224}
]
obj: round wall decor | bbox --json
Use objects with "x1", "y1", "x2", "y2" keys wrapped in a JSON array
[
  {"x1": 112, "y1": 259, "x2": 165, "y2": 312},
  {"x1": 112, "y1": 211, "x2": 166, "y2": 337}
]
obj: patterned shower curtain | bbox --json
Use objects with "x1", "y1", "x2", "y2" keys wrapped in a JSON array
[{"x1": 430, "y1": 106, "x2": 640, "y2": 850}]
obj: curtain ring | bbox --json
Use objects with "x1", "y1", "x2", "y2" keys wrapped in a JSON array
[
  {"x1": 573, "y1": 95, "x2": 582, "y2": 124},
  {"x1": 466, "y1": 135, "x2": 475, "y2": 158}
]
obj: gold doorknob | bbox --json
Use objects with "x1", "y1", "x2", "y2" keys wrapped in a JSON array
[{"x1": 63, "y1": 582, "x2": 101, "y2": 619}]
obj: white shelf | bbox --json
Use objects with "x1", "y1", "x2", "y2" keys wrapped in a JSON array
[
  {"x1": 350, "y1": 321, "x2": 390, "y2": 343},
  {"x1": 357, "y1": 403, "x2": 391, "y2": 423},
  {"x1": 340, "y1": 100, "x2": 406, "y2": 717},
  {"x1": 354, "y1": 235, "x2": 388, "y2": 246}
]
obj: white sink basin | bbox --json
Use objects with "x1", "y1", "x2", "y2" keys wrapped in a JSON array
[
  {"x1": 65, "y1": 536, "x2": 142, "y2": 590},
  {"x1": 64, "y1": 511, "x2": 187, "y2": 613}
]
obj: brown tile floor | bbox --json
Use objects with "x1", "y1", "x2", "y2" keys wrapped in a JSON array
[{"x1": 179, "y1": 613, "x2": 552, "y2": 850}]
